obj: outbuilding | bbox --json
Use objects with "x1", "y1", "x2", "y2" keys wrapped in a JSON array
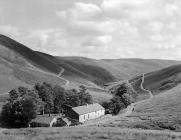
[{"x1": 30, "y1": 115, "x2": 71, "y2": 127}]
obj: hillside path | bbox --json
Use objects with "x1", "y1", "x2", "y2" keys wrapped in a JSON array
[
  {"x1": 80, "y1": 73, "x2": 154, "y2": 127},
  {"x1": 140, "y1": 73, "x2": 153, "y2": 99},
  {"x1": 27, "y1": 65, "x2": 70, "y2": 87},
  {"x1": 118, "y1": 73, "x2": 154, "y2": 118},
  {"x1": 0, "y1": 64, "x2": 70, "y2": 96},
  {"x1": 57, "y1": 68, "x2": 70, "y2": 86},
  {"x1": 125, "y1": 73, "x2": 154, "y2": 113}
]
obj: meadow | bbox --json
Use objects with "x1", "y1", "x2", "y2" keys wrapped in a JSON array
[{"x1": 0, "y1": 126, "x2": 181, "y2": 140}]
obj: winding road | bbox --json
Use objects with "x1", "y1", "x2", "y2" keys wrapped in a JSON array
[
  {"x1": 79, "y1": 73, "x2": 154, "y2": 127},
  {"x1": 124, "y1": 73, "x2": 154, "y2": 116}
]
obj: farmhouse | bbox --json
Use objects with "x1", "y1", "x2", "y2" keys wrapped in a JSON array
[{"x1": 66, "y1": 103, "x2": 105, "y2": 123}]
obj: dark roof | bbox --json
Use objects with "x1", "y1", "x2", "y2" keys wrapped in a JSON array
[
  {"x1": 31, "y1": 116, "x2": 53, "y2": 124},
  {"x1": 72, "y1": 103, "x2": 105, "y2": 115},
  {"x1": 31, "y1": 115, "x2": 61, "y2": 124}
]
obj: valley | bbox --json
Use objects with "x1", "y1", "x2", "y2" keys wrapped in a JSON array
[{"x1": 0, "y1": 35, "x2": 181, "y2": 139}]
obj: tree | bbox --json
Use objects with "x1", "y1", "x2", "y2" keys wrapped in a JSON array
[
  {"x1": 113, "y1": 83, "x2": 135, "y2": 107},
  {"x1": 0, "y1": 88, "x2": 39, "y2": 128},
  {"x1": 109, "y1": 96, "x2": 126, "y2": 115},
  {"x1": 66, "y1": 89, "x2": 81, "y2": 107},
  {"x1": 101, "y1": 101, "x2": 111, "y2": 114},
  {"x1": 53, "y1": 85, "x2": 66, "y2": 114},
  {"x1": 78, "y1": 85, "x2": 93, "y2": 105},
  {"x1": 114, "y1": 83, "x2": 128, "y2": 97},
  {"x1": 121, "y1": 94, "x2": 134, "y2": 106},
  {"x1": 34, "y1": 82, "x2": 54, "y2": 116}
]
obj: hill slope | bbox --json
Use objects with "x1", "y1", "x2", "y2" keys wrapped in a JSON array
[
  {"x1": 104, "y1": 84, "x2": 181, "y2": 131},
  {"x1": 0, "y1": 34, "x2": 181, "y2": 94},
  {"x1": 127, "y1": 65, "x2": 181, "y2": 97},
  {"x1": 0, "y1": 35, "x2": 67, "y2": 93},
  {"x1": 55, "y1": 56, "x2": 181, "y2": 85},
  {"x1": 0, "y1": 34, "x2": 62, "y2": 74},
  {"x1": 101, "y1": 58, "x2": 181, "y2": 80}
]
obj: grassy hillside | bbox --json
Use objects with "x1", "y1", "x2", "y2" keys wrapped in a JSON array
[
  {"x1": 143, "y1": 65, "x2": 181, "y2": 94},
  {"x1": 0, "y1": 34, "x2": 62, "y2": 74},
  {"x1": 57, "y1": 56, "x2": 115, "y2": 85},
  {"x1": 1, "y1": 34, "x2": 181, "y2": 100},
  {"x1": 134, "y1": 84, "x2": 181, "y2": 131},
  {"x1": 37, "y1": 53, "x2": 115, "y2": 86},
  {"x1": 127, "y1": 65, "x2": 181, "y2": 96},
  {"x1": 1, "y1": 34, "x2": 181, "y2": 88},
  {"x1": 103, "y1": 84, "x2": 181, "y2": 131},
  {"x1": 101, "y1": 58, "x2": 181, "y2": 80},
  {"x1": 0, "y1": 57, "x2": 65, "y2": 94},
  {"x1": 59, "y1": 57, "x2": 181, "y2": 82}
]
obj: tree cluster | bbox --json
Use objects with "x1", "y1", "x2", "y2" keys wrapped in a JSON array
[
  {"x1": 0, "y1": 82, "x2": 93, "y2": 128},
  {"x1": 0, "y1": 87, "x2": 40, "y2": 128},
  {"x1": 102, "y1": 83, "x2": 136, "y2": 115},
  {"x1": 34, "y1": 83, "x2": 93, "y2": 115}
]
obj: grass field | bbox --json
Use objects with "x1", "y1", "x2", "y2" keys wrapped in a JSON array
[{"x1": 0, "y1": 127, "x2": 181, "y2": 140}]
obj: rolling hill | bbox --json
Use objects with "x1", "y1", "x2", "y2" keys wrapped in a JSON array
[
  {"x1": 57, "y1": 57, "x2": 181, "y2": 82},
  {"x1": 1, "y1": 35, "x2": 181, "y2": 139},
  {"x1": 0, "y1": 34, "x2": 181, "y2": 100}
]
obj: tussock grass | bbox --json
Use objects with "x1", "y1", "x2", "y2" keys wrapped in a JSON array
[{"x1": 0, "y1": 127, "x2": 181, "y2": 140}]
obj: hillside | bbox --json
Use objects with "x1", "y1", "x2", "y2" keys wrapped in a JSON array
[
  {"x1": 0, "y1": 34, "x2": 181, "y2": 97},
  {"x1": 127, "y1": 65, "x2": 181, "y2": 97},
  {"x1": 101, "y1": 58, "x2": 181, "y2": 81},
  {"x1": 0, "y1": 57, "x2": 66, "y2": 94},
  {"x1": 58, "y1": 57, "x2": 181, "y2": 82},
  {"x1": 0, "y1": 34, "x2": 67, "y2": 94},
  {"x1": 102, "y1": 84, "x2": 181, "y2": 132},
  {"x1": 0, "y1": 35, "x2": 62, "y2": 74}
]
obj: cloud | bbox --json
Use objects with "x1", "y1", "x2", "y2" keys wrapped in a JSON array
[
  {"x1": 1, "y1": 0, "x2": 181, "y2": 60},
  {"x1": 0, "y1": 25, "x2": 21, "y2": 37},
  {"x1": 101, "y1": 0, "x2": 148, "y2": 10},
  {"x1": 101, "y1": 0, "x2": 180, "y2": 20},
  {"x1": 56, "y1": 2, "x2": 102, "y2": 21},
  {"x1": 83, "y1": 35, "x2": 112, "y2": 47},
  {"x1": 101, "y1": 0, "x2": 157, "y2": 19},
  {"x1": 165, "y1": 3, "x2": 179, "y2": 16},
  {"x1": 56, "y1": 2, "x2": 117, "y2": 38}
]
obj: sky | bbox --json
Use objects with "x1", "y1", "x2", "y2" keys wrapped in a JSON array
[{"x1": 0, "y1": 0, "x2": 181, "y2": 60}]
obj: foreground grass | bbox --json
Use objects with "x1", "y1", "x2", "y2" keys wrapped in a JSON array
[{"x1": 0, "y1": 127, "x2": 181, "y2": 140}]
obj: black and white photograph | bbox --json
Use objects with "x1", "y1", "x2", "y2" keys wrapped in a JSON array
[{"x1": 0, "y1": 0, "x2": 181, "y2": 139}]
